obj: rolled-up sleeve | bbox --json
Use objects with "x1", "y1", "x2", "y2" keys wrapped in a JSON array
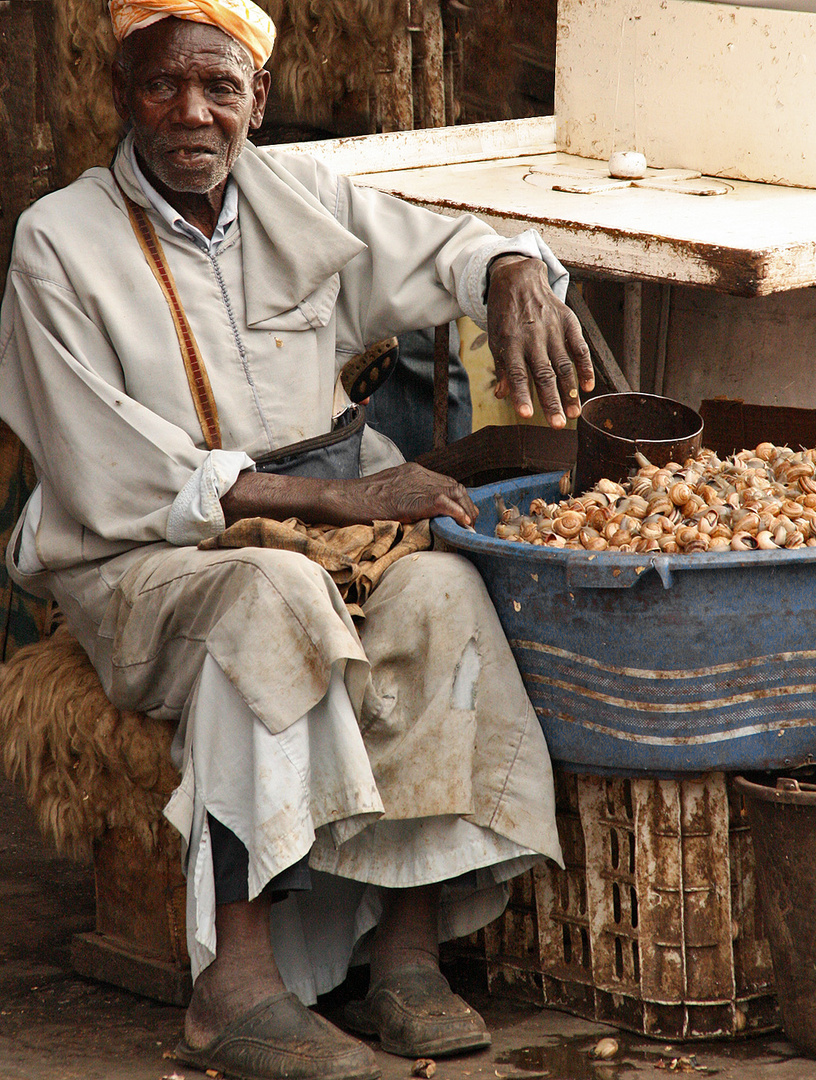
[
  {"x1": 167, "y1": 450, "x2": 255, "y2": 546},
  {"x1": 457, "y1": 230, "x2": 569, "y2": 330}
]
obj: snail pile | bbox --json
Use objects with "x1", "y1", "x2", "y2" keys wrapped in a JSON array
[{"x1": 495, "y1": 443, "x2": 816, "y2": 553}]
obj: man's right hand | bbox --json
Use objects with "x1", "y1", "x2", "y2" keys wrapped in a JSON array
[{"x1": 221, "y1": 463, "x2": 478, "y2": 530}]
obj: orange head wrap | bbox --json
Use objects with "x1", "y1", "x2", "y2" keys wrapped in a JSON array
[{"x1": 108, "y1": 0, "x2": 276, "y2": 70}]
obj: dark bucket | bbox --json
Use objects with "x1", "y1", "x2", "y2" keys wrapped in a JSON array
[
  {"x1": 734, "y1": 774, "x2": 816, "y2": 1056},
  {"x1": 573, "y1": 392, "x2": 704, "y2": 495}
]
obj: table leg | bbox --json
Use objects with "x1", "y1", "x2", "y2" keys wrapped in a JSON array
[
  {"x1": 623, "y1": 281, "x2": 642, "y2": 391},
  {"x1": 653, "y1": 283, "x2": 672, "y2": 397},
  {"x1": 566, "y1": 282, "x2": 632, "y2": 394}
]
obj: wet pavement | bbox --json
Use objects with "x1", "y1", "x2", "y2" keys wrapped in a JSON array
[{"x1": 3, "y1": 772, "x2": 816, "y2": 1080}]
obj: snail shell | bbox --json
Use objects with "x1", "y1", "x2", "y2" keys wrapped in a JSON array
[
  {"x1": 500, "y1": 440, "x2": 816, "y2": 554},
  {"x1": 658, "y1": 536, "x2": 679, "y2": 552},
  {"x1": 685, "y1": 536, "x2": 710, "y2": 552},
  {"x1": 731, "y1": 531, "x2": 758, "y2": 551},
  {"x1": 681, "y1": 494, "x2": 706, "y2": 517},
  {"x1": 757, "y1": 531, "x2": 779, "y2": 550},
  {"x1": 597, "y1": 478, "x2": 626, "y2": 497},
  {"x1": 610, "y1": 529, "x2": 634, "y2": 547},
  {"x1": 554, "y1": 511, "x2": 584, "y2": 538},
  {"x1": 648, "y1": 494, "x2": 674, "y2": 517},
  {"x1": 640, "y1": 516, "x2": 664, "y2": 541},
  {"x1": 676, "y1": 525, "x2": 700, "y2": 548},
  {"x1": 495, "y1": 523, "x2": 521, "y2": 539}
]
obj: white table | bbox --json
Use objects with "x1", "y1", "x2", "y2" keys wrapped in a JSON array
[{"x1": 273, "y1": 117, "x2": 816, "y2": 395}]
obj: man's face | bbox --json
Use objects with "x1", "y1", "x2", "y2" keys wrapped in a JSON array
[{"x1": 113, "y1": 18, "x2": 269, "y2": 195}]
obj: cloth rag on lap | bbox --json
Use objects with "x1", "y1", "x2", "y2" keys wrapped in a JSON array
[{"x1": 200, "y1": 517, "x2": 432, "y2": 617}]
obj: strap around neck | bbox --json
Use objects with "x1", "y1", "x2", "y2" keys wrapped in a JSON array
[{"x1": 114, "y1": 175, "x2": 222, "y2": 451}]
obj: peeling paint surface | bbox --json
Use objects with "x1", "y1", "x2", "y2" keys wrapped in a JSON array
[{"x1": 349, "y1": 151, "x2": 816, "y2": 295}]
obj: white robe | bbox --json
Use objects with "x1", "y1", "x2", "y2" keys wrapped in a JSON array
[{"x1": 0, "y1": 134, "x2": 565, "y2": 996}]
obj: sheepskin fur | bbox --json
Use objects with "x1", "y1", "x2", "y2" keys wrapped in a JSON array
[
  {"x1": 0, "y1": 625, "x2": 178, "y2": 862},
  {"x1": 265, "y1": 0, "x2": 399, "y2": 122}
]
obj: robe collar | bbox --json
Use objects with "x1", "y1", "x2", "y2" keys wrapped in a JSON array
[{"x1": 112, "y1": 134, "x2": 366, "y2": 325}]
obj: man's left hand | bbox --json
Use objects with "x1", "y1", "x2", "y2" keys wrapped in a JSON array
[{"x1": 486, "y1": 255, "x2": 594, "y2": 428}]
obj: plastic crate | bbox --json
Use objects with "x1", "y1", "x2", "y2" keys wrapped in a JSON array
[{"x1": 484, "y1": 768, "x2": 778, "y2": 1040}]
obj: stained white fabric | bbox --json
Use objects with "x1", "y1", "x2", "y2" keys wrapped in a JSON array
[
  {"x1": 2, "y1": 131, "x2": 570, "y2": 580},
  {"x1": 16, "y1": 484, "x2": 43, "y2": 575},
  {"x1": 18, "y1": 446, "x2": 254, "y2": 572},
  {"x1": 166, "y1": 449, "x2": 254, "y2": 546},
  {"x1": 166, "y1": 645, "x2": 541, "y2": 993},
  {"x1": 36, "y1": 541, "x2": 563, "y2": 994},
  {"x1": 1, "y1": 134, "x2": 566, "y2": 999},
  {"x1": 456, "y1": 229, "x2": 569, "y2": 329}
]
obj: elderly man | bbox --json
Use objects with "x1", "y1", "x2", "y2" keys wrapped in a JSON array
[{"x1": 0, "y1": 2, "x2": 593, "y2": 1078}]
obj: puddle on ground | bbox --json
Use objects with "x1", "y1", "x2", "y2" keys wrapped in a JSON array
[
  {"x1": 496, "y1": 1035, "x2": 654, "y2": 1080},
  {"x1": 494, "y1": 1030, "x2": 799, "y2": 1080}
]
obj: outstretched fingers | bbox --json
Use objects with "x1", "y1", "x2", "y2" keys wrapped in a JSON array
[{"x1": 486, "y1": 257, "x2": 594, "y2": 427}]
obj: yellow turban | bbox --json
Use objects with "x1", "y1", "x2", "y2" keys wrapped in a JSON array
[{"x1": 109, "y1": 0, "x2": 276, "y2": 70}]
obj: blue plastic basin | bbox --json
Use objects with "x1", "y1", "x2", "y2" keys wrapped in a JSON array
[{"x1": 432, "y1": 473, "x2": 816, "y2": 776}]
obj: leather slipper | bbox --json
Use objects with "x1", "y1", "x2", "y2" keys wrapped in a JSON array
[
  {"x1": 174, "y1": 990, "x2": 380, "y2": 1080},
  {"x1": 343, "y1": 968, "x2": 491, "y2": 1059}
]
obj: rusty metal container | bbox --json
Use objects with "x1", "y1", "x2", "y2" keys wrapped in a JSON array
[
  {"x1": 484, "y1": 767, "x2": 776, "y2": 1040},
  {"x1": 734, "y1": 773, "x2": 816, "y2": 1056},
  {"x1": 573, "y1": 392, "x2": 703, "y2": 495}
]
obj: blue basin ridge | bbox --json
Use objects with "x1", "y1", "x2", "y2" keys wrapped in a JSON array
[{"x1": 431, "y1": 472, "x2": 816, "y2": 776}]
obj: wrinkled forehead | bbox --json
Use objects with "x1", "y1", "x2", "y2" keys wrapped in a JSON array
[{"x1": 118, "y1": 16, "x2": 254, "y2": 76}]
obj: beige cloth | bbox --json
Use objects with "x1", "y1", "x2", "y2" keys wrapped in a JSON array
[
  {"x1": 44, "y1": 541, "x2": 557, "y2": 857},
  {"x1": 158, "y1": 549, "x2": 559, "y2": 992},
  {"x1": 200, "y1": 516, "x2": 432, "y2": 617},
  {"x1": 2, "y1": 130, "x2": 567, "y2": 581},
  {"x1": 2, "y1": 132, "x2": 500, "y2": 577}
]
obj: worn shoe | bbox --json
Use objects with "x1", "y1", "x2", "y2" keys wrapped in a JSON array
[
  {"x1": 344, "y1": 967, "x2": 491, "y2": 1058},
  {"x1": 174, "y1": 990, "x2": 380, "y2": 1080}
]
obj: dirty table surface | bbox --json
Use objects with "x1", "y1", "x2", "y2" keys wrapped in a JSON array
[
  {"x1": 273, "y1": 118, "x2": 816, "y2": 297},
  {"x1": 351, "y1": 152, "x2": 816, "y2": 297}
]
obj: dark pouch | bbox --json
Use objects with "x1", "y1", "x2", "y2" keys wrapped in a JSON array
[{"x1": 254, "y1": 404, "x2": 366, "y2": 479}]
